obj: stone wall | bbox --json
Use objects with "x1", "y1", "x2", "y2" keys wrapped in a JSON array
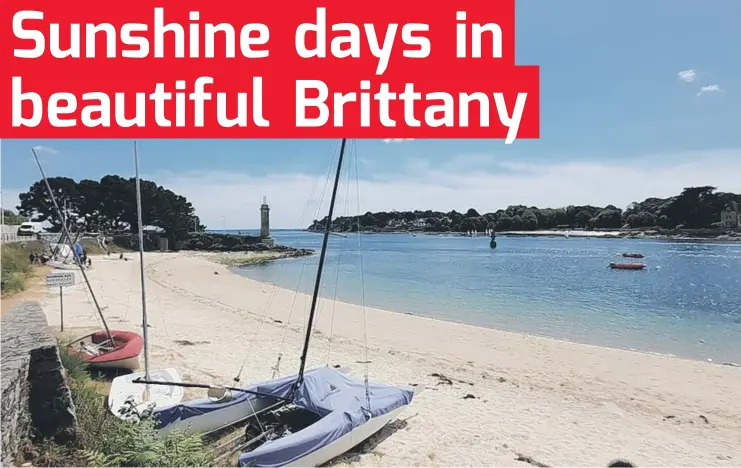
[{"x1": 1, "y1": 302, "x2": 77, "y2": 466}]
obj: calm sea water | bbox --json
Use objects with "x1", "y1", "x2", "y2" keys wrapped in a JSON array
[{"x1": 221, "y1": 230, "x2": 741, "y2": 363}]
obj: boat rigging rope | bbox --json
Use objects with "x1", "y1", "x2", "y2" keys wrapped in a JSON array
[
  {"x1": 122, "y1": 255, "x2": 136, "y2": 321},
  {"x1": 147, "y1": 256, "x2": 172, "y2": 343},
  {"x1": 272, "y1": 144, "x2": 337, "y2": 379},
  {"x1": 322, "y1": 147, "x2": 353, "y2": 365},
  {"x1": 80, "y1": 278, "x2": 105, "y2": 331},
  {"x1": 352, "y1": 140, "x2": 372, "y2": 414},
  {"x1": 233, "y1": 139, "x2": 340, "y2": 383}
]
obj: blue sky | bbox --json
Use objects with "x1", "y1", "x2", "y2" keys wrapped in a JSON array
[{"x1": 2, "y1": 0, "x2": 740, "y2": 228}]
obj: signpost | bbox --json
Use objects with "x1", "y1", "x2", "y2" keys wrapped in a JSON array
[{"x1": 46, "y1": 271, "x2": 76, "y2": 332}]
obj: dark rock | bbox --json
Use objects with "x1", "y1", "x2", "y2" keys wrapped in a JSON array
[
  {"x1": 514, "y1": 453, "x2": 550, "y2": 467},
  {"x1": 429, "y1": 373, "x2": 453, "y2": 385},
  {"x1": 170, "y1": 233, "x2": 314, "y2": 258},
  {"x1": 607, "y1": 459, "x2": 636, "y2": 467}
]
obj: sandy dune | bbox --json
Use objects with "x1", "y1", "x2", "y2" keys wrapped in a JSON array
[{"x1": 39, "y1": 251, "x2": 741, "y2": 467}]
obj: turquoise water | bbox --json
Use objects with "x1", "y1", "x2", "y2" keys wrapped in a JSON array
[{"x1": 224, "y1": 230, "x2": 741, "y2": 363}]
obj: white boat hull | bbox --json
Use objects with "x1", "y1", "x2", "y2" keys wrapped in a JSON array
[
  {"x1": 158, "y1": 393, "x2": 275, "y2": 437},
  {"x1": 286, "y1": 403, "x2": 410, "y2": 467},
  {"x1": 108, "y1": 368, "x2": 184, "y2": 417},
  {"x1": 284, "y1": 386, "x2": 421, "y2": 467},
  {"x1": 166, "y1": 367, "x2": 352, "y2": 437},
  {"x1": 89, "y1": 354, "x2": 141, "y2": 371},
  {"x1": 47, "y1": 260, "x2": 80, "y2": 270},
  {"x1": 109, "y1": 368, "x2": 277, "y2": 437}
]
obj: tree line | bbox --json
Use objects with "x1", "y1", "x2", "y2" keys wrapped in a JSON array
[
  {"x1": 308, "y1": 186, "x2": 741, "y2": 233},
  {"x1": 17, "y1": 175, "x2": 205, "y2": 245},
  {"x1": 2, "y1": 210, "x2": 28, "y2": 224}
]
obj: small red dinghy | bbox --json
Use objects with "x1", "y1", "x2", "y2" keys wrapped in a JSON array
[
  {"x1": 68, "y1": 330, "x2": 144, "y2": 370},
  {"x1": 609, "y1": 262, "x2": 646, "y2": 270},
  {"x1": 621, "y1": 253, "x2": 644, "y2": 258}
]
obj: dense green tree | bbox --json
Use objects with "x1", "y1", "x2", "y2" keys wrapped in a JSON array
[
  {"x1": 18, "y1": 176, "x2": 205, "y2": 245},
  {"x1": 520, "y1": 210, "x2": 537, "y2": 230}
]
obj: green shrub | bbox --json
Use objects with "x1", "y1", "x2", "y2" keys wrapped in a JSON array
[
  {"x1": 33, "y1": 346, "x2": 215, "y2": 467},
  {"x1": 1, "y1": 244, "x2": 34, "y2": 294}
]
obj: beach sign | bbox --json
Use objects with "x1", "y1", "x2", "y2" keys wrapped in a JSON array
[
  {"x1": 46, "y1": 271, "x2": 76, "y2": 331},
  {"x1": 45, "y1": 271, "x2": 76, "y2": 287}
]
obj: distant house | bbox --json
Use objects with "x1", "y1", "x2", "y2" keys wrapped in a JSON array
[
  {"x1": 386, "y1": 219, "x2": 403, "y2": 228},
  {"x1": 720, "y1": 201, "x2": 740, "y2": 228},
  {"x1": 412, "y1": 219, "x2": 426, "y2": 227}
]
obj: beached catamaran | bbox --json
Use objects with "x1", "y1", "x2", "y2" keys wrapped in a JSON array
[
  {"x1": 107, "y1": 143, "x2": 279, "y2": 435},
  {"x1": 133, "y1": 139, "x2": 418, "y2": 466}
]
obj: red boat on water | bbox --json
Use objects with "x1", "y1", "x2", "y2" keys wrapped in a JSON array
[
  {"x1": 67, "y1": 330, "x2": 144, "y2": 370},
  {"x1": 621, "y1": 253, "x2": 644, "y2": 258},
  {"x1": 609, "y1": 262, "x2": 646, "y2": 270}
]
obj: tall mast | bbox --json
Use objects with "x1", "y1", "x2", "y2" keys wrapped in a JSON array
[
  {"x1": 294, "y1": 138, "x2": 347, "y2": 388},
  {"x1": 31, "y1": 148, "x2": 114, "y2": 345},
  {"x1": 134, "y1": 141, "x2": 151, "y2": 382}
]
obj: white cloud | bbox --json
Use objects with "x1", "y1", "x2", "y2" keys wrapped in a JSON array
[
  {"x1": 156, "y1": 148, "x2": 741, "y2": 229},
  {"x1": 697, "y1": 84, "x2": 722, "y2": 96},
  {"x1": 678, "y1": 69, "x2": 697, "y2": 83},
  {"x1": 382, "y1": 138, "x2": 415, "y2": 143},
  {"x1": 32, "y1": 145, "x2": 59, "y2": 154}
]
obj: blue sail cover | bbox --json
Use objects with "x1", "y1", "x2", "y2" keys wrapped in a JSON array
[{"x1": 237, "y1": 366, "x2": 414, "y2": 467}]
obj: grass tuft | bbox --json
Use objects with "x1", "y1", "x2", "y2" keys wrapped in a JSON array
[{"x1": 28, "y1": 345, "x2": 215, "y2": 467}]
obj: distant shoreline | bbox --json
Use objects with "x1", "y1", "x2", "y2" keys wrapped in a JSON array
[{"x1": 303, "y1": 228, "x2": 741, "y2": 243}]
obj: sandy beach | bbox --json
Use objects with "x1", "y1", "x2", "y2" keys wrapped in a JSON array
[{"x1": 38, "y1": 251, "x2": 741, "y2": 467}]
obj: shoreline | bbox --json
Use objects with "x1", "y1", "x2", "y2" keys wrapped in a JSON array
[
  {"x1": 192, "y1": 249, "x2": 314, "y2": 267},
  {"x1": 303, "y1": 228, "x2": 741, "y2": 242},
  {"x1": 33, "y1": 251, "x2": 741, "y2": 466},
  {"x1": 230, "y1": 257, "x2": 739, "y2": 367}
]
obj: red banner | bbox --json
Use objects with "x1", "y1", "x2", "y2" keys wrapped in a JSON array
[{"x1": 1, "y1": 0, "x2": 539, "y2": 141}]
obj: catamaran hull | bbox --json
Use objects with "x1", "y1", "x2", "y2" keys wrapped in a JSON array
[
  {"x1": 158, "y1": 395, "x2": 275, "y2": 437},
  {"x1": 285, "y1": 404, "x2": 409, "y2": 467}
]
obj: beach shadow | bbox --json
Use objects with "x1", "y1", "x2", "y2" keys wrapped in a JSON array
[{"x1": 323, "y1": 418, "x2": 410, "y2": 466}]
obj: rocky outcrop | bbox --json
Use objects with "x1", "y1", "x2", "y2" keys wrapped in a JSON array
[
  {"x1": 175, "y1": 233, "x2": 313, "y2": 256},
  {"x1": 1, "y1": 302, "x2": 77, "y2": 466}
]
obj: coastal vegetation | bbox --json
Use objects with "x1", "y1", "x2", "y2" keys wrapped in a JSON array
[
  {"x1": 2, "y1": 209, "x2": 28, "y2": 225},
  {"x1": 1, "y1": 242, "x2": 43, "y2": 295},
  {"x1": 26, "y1": 346, "x2": 214, "y2": 467},
  {"x1": 17, "y1": 176, "x2": 205, "y2": 246},
  {"x1": 308, "y1": 186, "x2": 741, "y2": 233}
]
